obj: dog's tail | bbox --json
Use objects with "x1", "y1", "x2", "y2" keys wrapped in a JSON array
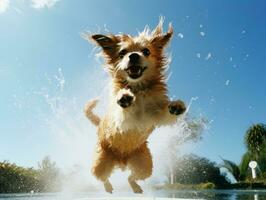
[{"x1": 84, "y1": 99, "x2": 101, "y2": 126}]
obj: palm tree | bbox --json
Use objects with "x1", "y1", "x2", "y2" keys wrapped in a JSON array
[
  {"x1": 221, "y1": 123, "x2": 266, "y2": 182},
  {"x1": 238, "y1": 152, "x2": 252, "y2": 179},
  {"x1": 257, "y1": 143, "x2": 266, "y2": 172},
  {"x1": 245, "y1": 123, "x2": 266, "y2": 158},
  {"x1": 221, "y1": 152, "x2": 253, "y2": 182},
  {"x1": 220, "y1": 158, "x2": 241, "y2": 181}
]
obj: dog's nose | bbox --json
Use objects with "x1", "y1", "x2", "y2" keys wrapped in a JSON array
[{"x1": 129, "y1": 53, "x2": 140, "y2": 63}]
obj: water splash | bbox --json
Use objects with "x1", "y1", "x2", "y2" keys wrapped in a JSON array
[
  {"x1": 54, "y1": 68, "x2": 65, "y2": 92},
  {"x1": 32, "y1": 65, "x2": 209, "y2": 192},
  {"x1": 34, "y1": 67, "x2": 110, "y2": 192},
  {"x1": 205, "y1": 53, "x2": 212, "y2": 60},
  {"x1": 149, "y1": 97, "x2": 209, "y2": 184}
]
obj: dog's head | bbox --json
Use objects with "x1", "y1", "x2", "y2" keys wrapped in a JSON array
[{"x1": 85, "y1": 19, "x2": 173, "y2": 84}]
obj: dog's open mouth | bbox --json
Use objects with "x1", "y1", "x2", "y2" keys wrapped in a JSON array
[{"x1": 126, "y1": 66, "x2": 147, "y2": 79}]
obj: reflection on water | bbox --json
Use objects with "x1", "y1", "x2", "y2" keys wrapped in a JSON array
[
  {"x1": 0, "y1": 190, "x2": 266, "y2": 200},
  {"x1": 159, "y1": 190, "x2": 266, "y2": 200}
]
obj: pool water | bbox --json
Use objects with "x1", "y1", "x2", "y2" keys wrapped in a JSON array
[{"x1": 1, "y1": 190, "x2": 266, "y2": 200}]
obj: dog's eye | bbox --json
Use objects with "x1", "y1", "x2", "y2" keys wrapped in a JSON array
[
  {"x1": 119, "y1": 49, "x2": 127, "y2": 58},
  {"x1": 142, "y1": 48, "x2": 150, "y2": 56}
]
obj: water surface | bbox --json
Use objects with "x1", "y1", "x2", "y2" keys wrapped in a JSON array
[{"x1": 1, "y1": 190, "x2": 266, "y2": 200}]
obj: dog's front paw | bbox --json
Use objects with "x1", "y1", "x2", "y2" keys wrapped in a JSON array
[
  {"x1": 168, "y1": 100, "x2": 186, "y2": 115},
  {"x1": 117, "y1": 94, "x2": 134, "y2": 108}
]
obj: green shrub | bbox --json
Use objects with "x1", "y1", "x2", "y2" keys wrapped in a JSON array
[
  {"x1": 0, "y1": 157, "x2": 61, "y2": 193},
  {"x1": 153, "y1": 182, "x2": 216, "y2": 190},
  {"x1": 199, "y1": 182, "x2": 216, "y2": 189},
  {"x1": 0, "y1": 161, "x2": 39, "y2": 193},
  {"x1": 166, "y1": 154, "x2": 229, "y2": 187}
]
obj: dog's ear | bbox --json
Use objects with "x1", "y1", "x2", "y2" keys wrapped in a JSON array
[
  {"x1": 151, "y1": 21, "x2": 173, "y2": 49},
  {"x1": 84, "y1": 34, "x2": 120, "y2": 57}
]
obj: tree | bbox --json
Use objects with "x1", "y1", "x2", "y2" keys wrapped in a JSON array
[
  {"x1": 0, "y1": 161, "x2": 39, "y2": 193},
  {"x1": 245, "y1": 123, "x2": 266, "y2": 158},
  {"x1": 37, "y1": 156, "x2": 61, "y2": 192},
  {"x1": 257, "y1": 143, "x2": 266, "y2": 172},
  {"x1": 220, "y1": 158, "x2": 241, "y2": 181},
  {"x1": 0, "y1": 157, "x2": 62, "y2": 193},
  {"x1": 239, "y1": 152, "x2": 252, "y2": 179},
  {"x1": 222, "y1": 123, "x2": 266, "y2": 182},
  {"x1": 221, "y1": 152, "x2": 253, "y2": 182},
  {"x1": 166, "y1": 115, "x2": 209, "y2": 184},
  {"x1": 166, "y1": 154, "x2": 229, "y2": 187}
]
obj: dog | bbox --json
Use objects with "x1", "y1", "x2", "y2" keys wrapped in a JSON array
[{"x1": 83, "y1": 19, "x2": 186, "y2": 193}]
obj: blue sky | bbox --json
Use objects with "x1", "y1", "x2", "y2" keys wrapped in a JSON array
[{"x1": 0, "y1": 0, "x2": 266, "y2": 169}]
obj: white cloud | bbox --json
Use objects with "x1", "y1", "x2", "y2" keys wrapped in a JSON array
[
  {"x1": 31, "y1": 0, "x2": 59, "y2": 9},
  {"x1": 0, "y1": 0, "x2": 10, "y2": 14}
]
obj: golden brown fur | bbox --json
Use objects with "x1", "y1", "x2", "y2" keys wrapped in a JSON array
[{"x1": 83, "y1": 18, "x2": 186, "y2": 193}]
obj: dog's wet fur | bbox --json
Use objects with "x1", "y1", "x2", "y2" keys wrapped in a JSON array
[{"x1": 83, "y1": 19, "x2": 186, "y2": 193}]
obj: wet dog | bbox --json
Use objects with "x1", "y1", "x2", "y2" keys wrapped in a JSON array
[{"x1": 83, "y1": 19, "x2": 186, "y2": 193}]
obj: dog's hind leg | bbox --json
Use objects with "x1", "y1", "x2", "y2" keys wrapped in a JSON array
[
  {"x1": 127, "y1": 143, "x2": 153, "y2": 193},
  {"x1": 91, "y1": 146, "x2": 115, "y2": 193}
]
